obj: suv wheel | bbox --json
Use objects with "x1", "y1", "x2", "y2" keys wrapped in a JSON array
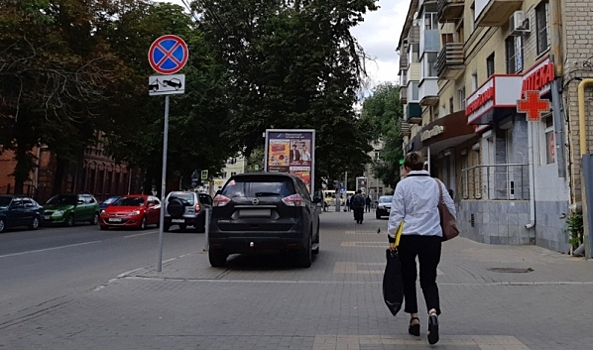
[
  {"x1": 376, "y1": 212, "x2": 381, "y2": 220},
  {"x1": 167, "y1": 198, "x2": 185, "y2": 217},
  {"x1": 297, "y1": 234, "x2": 312, "y2": 268},
  {"x1": 209, "y1": 250, "x2": 228, "y2": 267},
  {"x1": 0, "y1": 218, "x2": 6, "y2": 233}
]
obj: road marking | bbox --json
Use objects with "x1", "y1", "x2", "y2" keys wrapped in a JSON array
[
  {"x1": 123, "y1": 231, "x2": 157, "y2": 238},
  {"x1": 0, "y1": 241, "x2": 102, "y2": 259}
]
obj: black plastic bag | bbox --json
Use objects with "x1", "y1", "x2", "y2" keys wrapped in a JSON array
[{"x1": 382, "y1": 248, "x2": 404, "y2": 316}]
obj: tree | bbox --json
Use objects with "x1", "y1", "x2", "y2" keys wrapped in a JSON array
[
  {"x1": 97, "y1": 1, "x2": 236, "y2": 195},
  {"x1": 0, "y1": 0, "x2": 123, "y2": 194},
  {"x1": 360, "y1": 83, "x2": 404, "y2": 188},
  {"x1": 192, "y1": 0, "x2": 378, "y2": 191}
]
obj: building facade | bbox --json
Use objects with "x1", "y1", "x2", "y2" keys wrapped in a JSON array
[
  {"x1": 398, "y1": 0, "x2": 593, "y2": 254},
  {"x1": 211, "y1": 154, "x2": 246, "y2": 194},
  {"x1": 0, "y1": 134, "x2": 141, "y2": 203}
]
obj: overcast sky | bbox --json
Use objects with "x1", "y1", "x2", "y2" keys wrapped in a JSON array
[{"x1": 152, "y1": 0, "x2": 407, "y2": 93}]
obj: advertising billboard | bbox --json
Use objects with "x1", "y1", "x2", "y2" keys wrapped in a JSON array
[
  {"x1": 356, "y1": 176, "x2": 368, "y2": 195},
  {"x1": 264, "y1": 129, "x2": 315, "y2": 194}
]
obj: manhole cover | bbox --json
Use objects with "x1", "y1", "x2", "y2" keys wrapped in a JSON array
[{"x1": 488, "y1": 267, "x2": 533, "y2": 273}]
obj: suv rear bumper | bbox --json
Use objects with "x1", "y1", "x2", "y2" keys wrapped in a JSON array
[
  {"x1": 209, "y1": 235, "x2": 308, "y2": 254},
  {"x1": 164, "y1": 214, "x2": 205, "y2": 226}
]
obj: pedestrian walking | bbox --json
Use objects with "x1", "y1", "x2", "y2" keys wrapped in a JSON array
[
  {"x1": 387, "y1": 151, "x2": 456, "y2": 345},
  {"x1": 346, "y1": 195, "x2": 351, "y2": 212},
  {"x1": 365, "y1": 195, "x2": 371, "y2": 212},
  {"x1": 351, "y1": 190, "x2": 365, "y2": 224}
]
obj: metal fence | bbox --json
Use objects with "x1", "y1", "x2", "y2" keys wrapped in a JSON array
[{"x1": 461, "y1": 163, "x2": 530, "y2": 200}]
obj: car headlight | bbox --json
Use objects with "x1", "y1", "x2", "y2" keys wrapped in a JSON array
[
  {"x1": 53, "y1": 210, "x2": 64, "y2": 216},
  {"x1": 128, "y1": 210, "x2": 141, "y2": 216},
  {"x1": 100, "y1": 210, "x2": 105, "y2": 215}
]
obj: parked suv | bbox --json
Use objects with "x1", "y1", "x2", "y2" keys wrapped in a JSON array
[
  {"x1": 164, "y1": 191, "x2": 212, "y2": 232},
  {"x1": 208, "y1": 173, "x2": 321, "y2": 268}
]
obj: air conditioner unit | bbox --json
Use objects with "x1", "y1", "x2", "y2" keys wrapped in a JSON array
[{"x1": 509, "y1": 11, "x2": 530, "y2": 36}]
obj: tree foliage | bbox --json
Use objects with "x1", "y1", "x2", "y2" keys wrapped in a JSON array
[
  {"x1": 192, "y1": 0, "x2": 379, "y2": 190},
  {"x1": 360, "y1": 83, "x2": 403, "y2": 188}
]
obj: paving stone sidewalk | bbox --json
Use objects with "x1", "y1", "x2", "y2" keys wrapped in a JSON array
[{"x1": 2, "y1": 211, "x2": 593, "y2": 350}]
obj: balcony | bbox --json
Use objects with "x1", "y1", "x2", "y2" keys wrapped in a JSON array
[
  {"x1": 475, "y1": 0, "x2": 523, "y2": 27},
  {"x1": 436, "y1": 42, "x2": 465, "y2": 79},
  {"x1": 399, "y1": 86, "x2": 408, "y2": 104},
  {"x1": 438, "y1": 0, "x2": 464, "y2": 22},
  {"x1": 405, "y1": 103, "x2": 422, "y2": 124},
  {"x1": 400, "y1": 121, "x2": 412, "y2": 137},
  {"x1": 419, "y1": 78, "x2": 439, "y2": 106},
  {"x1": 399, "y1": 52, "x2": 408, "y2": 70},
  {"x1": 420, "y1": 30, "x2": 440, "y2": 54}
]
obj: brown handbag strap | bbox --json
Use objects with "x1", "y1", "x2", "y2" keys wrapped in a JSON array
[{"x1": 434, "y1": 178, "x2": 444, "y2": 219}]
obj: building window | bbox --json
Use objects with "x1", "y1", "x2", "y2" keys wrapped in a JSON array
[
  {"x1": 424, "y1": 13, "x2": 438, "y2": 30},
  {"x1": 486, "y1": 53, "x2": 495, "y2": 77},
  {"x1": 449, "y1": 97, "x2": 454, "y2": 114},
  {"x1": 230, "y1": 172, "x2": 237, "y2": 177},
  {"x1": 427, "y1": 52, "x2": 438, "y2": 76},
  {"x1": 505, "y1": 36, "x2": 523, "y2": 73},
  {"x1": 471, "y1": 72, "x2": 478, "y2": 91},
  {"x1": 542, "y1": 114, "x2": 555, "y2": 164},
  {"x1": 400, "y1": 70, "x2": 408, "y2": 85},
  {"x1": 411, "y1": 81, "x2": 419, "y2": 100},
  {"x1": 374, "y1": 151, "x2": 380, "y2": 160},
  {"x1": 458, "y1": 87, "x2": 466, "y2": 110},
  {"x1": 536, "y1": 0, "x2": 550, "y2": 54}
]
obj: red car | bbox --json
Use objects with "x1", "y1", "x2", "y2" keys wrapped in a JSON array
[{"x1": 99, "y1": 195, "x2": 161, "y2": 230}]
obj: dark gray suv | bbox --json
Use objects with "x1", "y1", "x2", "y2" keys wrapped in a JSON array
[
  {"x1": 164, "y1": 191, "x2": 212, "y2": 232},
  {"x1": 208, "y1": 173, "x2": 321, "y2": 268}
]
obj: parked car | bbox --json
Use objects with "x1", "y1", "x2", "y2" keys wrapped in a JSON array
[
  {"x1": 100, "y1": 195, "x2": 161, "y2": 230},
  {"x1": 0, "y1": 195, "x2": 44, "y2": 233},
  {"x1": 100, "y1": 196, "x2": 122, "y2": 211},
  {"x1": 208, "y1": 173, "x2": 321, "y2": 268},
  {"x1": 43, "y1": 194, "x2": 100, "y2": 227},
  {"x1": 164, "y1": 191, "x2": 212, "y2": 232},
  {"x1": 375, "y1": 195, "x2": 393, "y2": 219}
]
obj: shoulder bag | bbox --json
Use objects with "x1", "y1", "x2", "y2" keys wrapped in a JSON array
[{"x1": 434, "y1": 178, "x2": 459, "y2": 241}]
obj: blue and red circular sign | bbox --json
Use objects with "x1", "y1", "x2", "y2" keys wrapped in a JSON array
[{"x1": 148, "y1": 35, "x2": 189, "y2": 74}]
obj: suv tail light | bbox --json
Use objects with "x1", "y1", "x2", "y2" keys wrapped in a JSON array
[
  {"x1": 282, "y1": 194, "x2": 305, "y2": 207},
  {"x1": 194, "y1": 203, "x2": 201, "y2": 212},
  {"x1": 213, "y1": 194, "x2": 231, "y2": 207}
]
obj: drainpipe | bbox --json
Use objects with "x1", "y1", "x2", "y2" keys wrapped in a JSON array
[
  {"x1": 578, "y1": 79, "x2": 593, "y2": 258},
  {"x1": 525, "y1": 120, "x2": 536, "y2": 229}
]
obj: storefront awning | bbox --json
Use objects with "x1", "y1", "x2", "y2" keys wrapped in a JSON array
[{"x1": 421, "y1": 110, "x2": 477, "y2": 154}]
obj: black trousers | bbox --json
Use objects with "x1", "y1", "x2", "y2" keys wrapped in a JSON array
[{"x1": 398, "y1": 234, "x2": 442, "y2": 315}]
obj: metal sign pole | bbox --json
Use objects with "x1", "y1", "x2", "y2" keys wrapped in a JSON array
[
  {"x1": 157, "y1": 95, "x2": 170, "y2": 272},
  {"x1": 204, "y1": 207, "x2": 210, "y2": 252}
]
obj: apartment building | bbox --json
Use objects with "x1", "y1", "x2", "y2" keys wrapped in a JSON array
[
  {"x1": 398, "y1": 0, "x2": 593, "y2": 254},
  {"x1": 212, "y1": 154, "x2": 246, "y2": 193}
]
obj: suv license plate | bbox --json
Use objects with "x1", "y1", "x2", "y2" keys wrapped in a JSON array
[
  {"x1": 171, "y1": 219, "x2": 185, "y2": 223},
  {"x1": 240, "y1": 209, "x2": 271, "y2": 217},
  {"x1": 109, "y1": 218, "x2": 123, "y2": 222},
  {"x1": 44, "y1": 215, "x2": 51, "y2": 220}
]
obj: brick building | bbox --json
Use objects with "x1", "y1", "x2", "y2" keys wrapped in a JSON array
[
  {"x1": 0, "y1": 133, "x2": 141, "y2": 203},
  {"x1": 398, "y1": 0, "x2": 593, "y2": 254}
]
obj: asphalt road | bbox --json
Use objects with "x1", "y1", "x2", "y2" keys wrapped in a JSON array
[{"x1": 0, "y1": 223, "x2": 202, "y2": 315}]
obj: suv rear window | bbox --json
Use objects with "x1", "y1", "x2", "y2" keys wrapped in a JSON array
[
  {"x1": 168, "y1": 192, "x2": 195, "y2": 205},
  {"x1": 222, "y1": 177, "x2": 295, "y2": 197}
]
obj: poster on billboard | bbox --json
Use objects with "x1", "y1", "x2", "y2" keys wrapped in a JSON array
[
  {"x1": 264, "y1": 129, "x2": 315, "y2": 194},
  {"x1": 356, "y1": 176, "x2": 368, "y2": 195}
]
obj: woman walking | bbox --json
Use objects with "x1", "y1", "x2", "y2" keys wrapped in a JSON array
[{"x1": 387, "y1": 152, "x2": 456, "y2": 345}]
